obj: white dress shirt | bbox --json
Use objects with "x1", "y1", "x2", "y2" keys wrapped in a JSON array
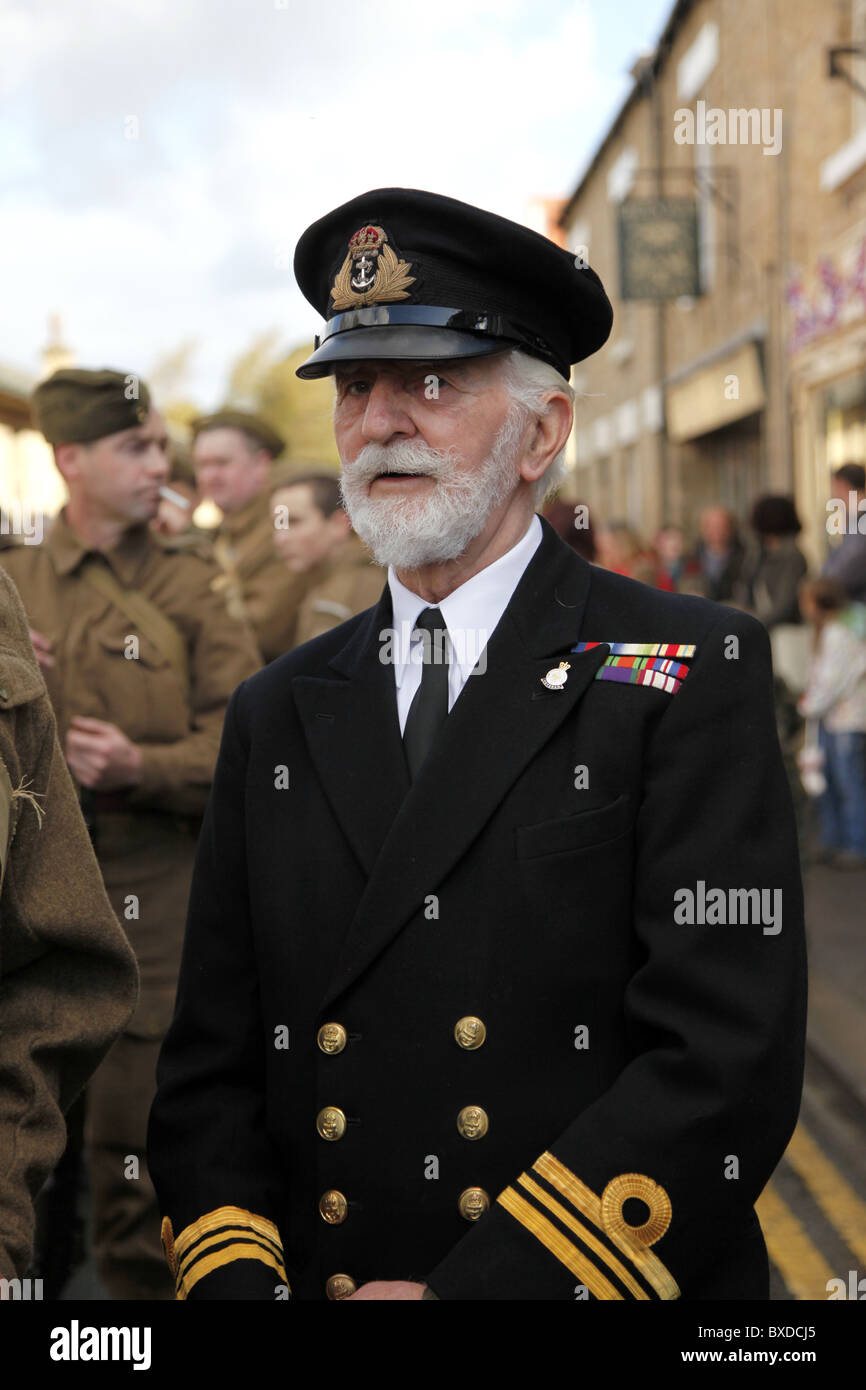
[{"x1": 388, "y1": 513, "x2": 543, "y2": 735}]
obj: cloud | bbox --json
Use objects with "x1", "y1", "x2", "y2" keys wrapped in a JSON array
[{"x1": 0, "y1": 0, "x2": 661, "y2": 403}]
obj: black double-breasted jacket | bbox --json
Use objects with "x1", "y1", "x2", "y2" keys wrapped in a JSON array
[{"x1": 147, "y1": 515, "x2": 807, "y2": 1300}]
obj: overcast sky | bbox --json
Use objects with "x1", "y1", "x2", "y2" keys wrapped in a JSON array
[{"x1": 1, "y1": 0, "x2": 673, "y2": 408}]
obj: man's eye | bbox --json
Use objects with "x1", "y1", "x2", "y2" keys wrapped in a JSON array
[{"x1": 342, "y1": 380, "x2": 370, "y2": 396}]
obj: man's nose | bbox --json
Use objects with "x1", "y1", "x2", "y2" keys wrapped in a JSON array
[
  {"x1": 144, "y1": 446, "x2": 171, "y2": 477},
  {"x1": 359, "y1": 378, "x2": 416, "y2": 445}
]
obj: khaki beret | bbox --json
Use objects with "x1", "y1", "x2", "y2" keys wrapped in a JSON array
[
  {"x1": 31, "y1": 368, "x2": 151, "y2": 444},
  {"x1": 191, "y1": 410, "x2": 285, "y2": 459}
]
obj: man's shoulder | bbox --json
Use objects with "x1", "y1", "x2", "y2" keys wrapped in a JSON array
[
  {"x1": 0, "y1": 540, "x2": 56, "y2": 600},
  {"x1": 303, "y1": 547, "x2": 385, "y2": 612},
  {"x1": 583, "y1": 562, "x2": 761, "y2": 645},
  {"x1": 148, "y1": 531, "x2": 223, "y2": 583}
]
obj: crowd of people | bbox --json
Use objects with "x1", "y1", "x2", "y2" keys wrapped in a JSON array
[{"x1": 544, "y1": 462, "x2": 866, "y2": 869}]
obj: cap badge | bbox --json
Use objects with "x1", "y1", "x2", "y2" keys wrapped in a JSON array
[
  {"x1": 541, "y1": 660, "x2": 570, "y2": 691},
  {"x1": 330, "y1": 224, "x2": 415, "y2": 310}
]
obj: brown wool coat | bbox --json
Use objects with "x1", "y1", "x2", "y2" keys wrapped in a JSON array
[
  {"x1": 1, "y1": 509, "x2": 262, "y2": 1296},
  {"x1": 0, "y1": 568, "x2": 139, "y2": 1279}
]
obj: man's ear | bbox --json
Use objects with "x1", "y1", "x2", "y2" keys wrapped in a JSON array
[
  {"x1": 518, "y1": 392, "x2": 573, "y2": 491},
  {"x1": 54, "y1": 442, "x2": 82, "y2": 485}
]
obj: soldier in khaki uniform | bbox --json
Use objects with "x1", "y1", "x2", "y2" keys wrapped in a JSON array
[
  {"x1": 1, "y1": 369, "x2": 261, "y2": 1299},
  {"x1": 192, "y1": 410, "x2": 315, "y2": 661},
  {"x1": 0, "y1": 566, "x2": 139, "y2": 1285},
  {"x1": 270, "y1": 470, "x2": 386, "y2": 645}
]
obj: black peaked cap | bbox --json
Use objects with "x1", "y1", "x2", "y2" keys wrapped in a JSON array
[{"x1": 293, "y1": 187, "x2": 613, "y2": 380}]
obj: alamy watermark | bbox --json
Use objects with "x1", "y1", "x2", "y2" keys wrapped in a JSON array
[
  {"x1": 674, "y1": 881, "x2": 782, "y2": 935},
  {"x1": 0, "y1": 503, "x2": 42, "y2": 544},
  {"x1": 49, "y1": 1320, "x2": 151, "y2": 1370},
  {"x1": 826, "y1": 491, "x2": 866, "y2": 535},
  {"x1": 0, "y1": 1276, "x2": 42, "y2": 1299},
  {"x1": 674, "y1": 100, "x2": 782, "y2": 156},
  {"x1": 379, "y1": 623, "x2": 489, "y2": 675}
]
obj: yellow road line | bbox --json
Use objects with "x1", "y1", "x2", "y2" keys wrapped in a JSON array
[
  {"x1": 756, "y1": 1181, "x2": 836, "y2": 1301},
  {"x1": 784, "y1": 1124, "x2": 866, "y2": 1268}
]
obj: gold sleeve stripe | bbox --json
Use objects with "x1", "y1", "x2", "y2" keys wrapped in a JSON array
[
  {"x1": 174, "y1": 1206, "x2": 283, "y2": 1262},
  {"x1": 533, "y1": 1153, "x2": 679, "y2": 1301},
  {"x1": 516, "y1": 1174, "x2": 649, "y2": 1300},
  {"x1": 497, "y1": 1187, "x2": 623, "y2": 1300},
  {"x1": 177, "y1": 1241, "x2": 286, "y2": 1301},
  {"x1": 176, "y1": 1229, "x2": 287, "y2": 1289},
  {"x1": 177, "y1": 1224, "x2": 284, "y2": 1277}
]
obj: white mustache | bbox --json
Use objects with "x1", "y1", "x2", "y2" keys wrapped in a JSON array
[{"x1": 342, "y1": 442, "x2": 458, "y2": 488}]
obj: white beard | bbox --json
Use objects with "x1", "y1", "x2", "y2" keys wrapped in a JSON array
[{"x1": 338, "y1": 404, "x2": 527, "y2": 570}]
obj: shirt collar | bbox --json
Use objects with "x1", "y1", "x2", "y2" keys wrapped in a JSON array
[
  {"x1": 387, "y1": 513, "x2": 543, "y2": 689},
  {"x1": 46, "y1": 505, "x2": 153, "y2": 583}
]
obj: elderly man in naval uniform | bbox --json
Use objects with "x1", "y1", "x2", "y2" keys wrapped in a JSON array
[{"x1": 148, "y1": 189, "x2": 806, "y2": 1302}]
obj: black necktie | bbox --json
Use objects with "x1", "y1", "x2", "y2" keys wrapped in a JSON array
[{"x1": 402, "y1": 607, "x2": 450, "y2": 779}]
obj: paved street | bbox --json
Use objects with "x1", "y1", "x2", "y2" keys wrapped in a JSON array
[{"x1": 760, "y1": 845, "x2": 866, "y2": 1301}]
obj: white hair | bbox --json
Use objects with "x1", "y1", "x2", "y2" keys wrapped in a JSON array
[{"x1": 497, "y1": 348, "x2": 574, "y2": 505}]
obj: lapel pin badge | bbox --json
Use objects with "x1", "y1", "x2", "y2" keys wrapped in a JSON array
[{"x1": 541, "y1": 660, "x2": 570, "y2": 691}]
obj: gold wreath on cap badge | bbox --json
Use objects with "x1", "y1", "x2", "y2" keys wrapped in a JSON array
[
  {"x1": 330, "y1": 225, "x2": 415, "y2": 310},
  {"x1": 541, "y1": 660, "x2": 570, "y2": 691}
]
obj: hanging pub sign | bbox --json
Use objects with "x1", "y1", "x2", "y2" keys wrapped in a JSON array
[{"x1": 617, "y1": 197, "x2": 701, "y2": 300}]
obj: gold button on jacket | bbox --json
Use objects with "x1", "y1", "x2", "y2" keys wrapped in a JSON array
[
  {"x1": 456, "y1": 1105, "x2": 489, "y2": 1140},
  {"x1": 319, "y1": 1190, "x2": 348, "y2": 1224},
  {"x1": 454, "y1": 1016, "x2": 486, "y2": 1050},
  {"x1": 316, "y1": 1105, "x2": 347, "y2": 1141},
  {"x1": 325, "y1": 1273, "x2": 356, "y2": 1300},
  {"x1": 317, "y1": 1022, "x2": 347, "y2": 1054},
  {"x1": 458, "y1": 1188, "x2": 490, "y2": 1221}
]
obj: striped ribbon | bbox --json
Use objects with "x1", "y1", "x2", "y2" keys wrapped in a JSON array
[
  {"x1": 572, "y1": 642, "x2": 698, "y2": 696},
  {"x1": 572, "y1": 641, "x2": 696, "y2": 658}
]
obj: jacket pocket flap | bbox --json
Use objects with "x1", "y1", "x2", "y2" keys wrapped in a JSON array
[{"x1": 516, "y1": 792, "x2": 633, "y2": 859}]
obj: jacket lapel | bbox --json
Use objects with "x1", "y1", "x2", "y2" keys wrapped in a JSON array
[
  {"x1": 292, "y1": 586, "x2": 410, "y2": 879},
  {"x1": 295, "y1": 517, "x2": 608, "y2": 1011}
]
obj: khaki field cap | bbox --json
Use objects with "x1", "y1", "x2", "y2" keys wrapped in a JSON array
[{"x1": 31, "y1": 368, "x2": 151, "y2": 444}]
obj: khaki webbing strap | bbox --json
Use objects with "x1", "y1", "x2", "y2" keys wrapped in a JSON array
[
  {"x1": 78, "y1": 559, "x2": 191, "y2": 699},
  {"x1": 210, "y1": 534, "x2": 248, "y2": 623}
]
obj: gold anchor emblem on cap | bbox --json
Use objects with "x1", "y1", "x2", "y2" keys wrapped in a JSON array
[{"x1": 541, "y1": 660, "x2": 570, "y2": 691}]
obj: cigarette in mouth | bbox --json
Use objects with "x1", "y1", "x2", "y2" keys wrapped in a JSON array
[{"x1": 158, "y1": 486, "x2": 191, "y2": 509}]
